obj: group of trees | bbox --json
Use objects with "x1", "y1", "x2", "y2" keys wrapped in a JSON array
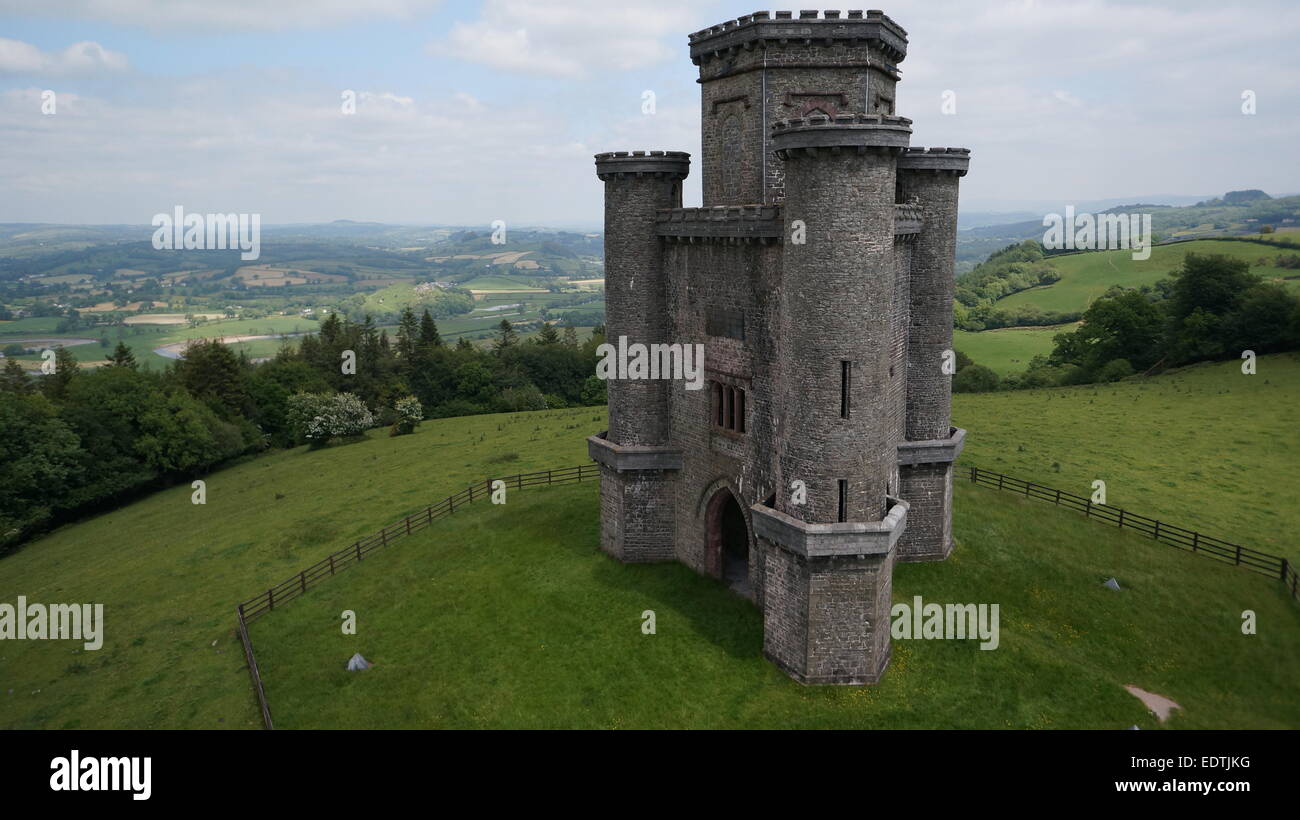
[
  {"x1": 954, "y1": 241, "x2": 1074, "y2": 331},
  {"x1": 0, "y1": 305, "x2": 606, "y2": 552},
  {"x1": 954, "y1": 253, "x2": 1300, "y2": 392}
]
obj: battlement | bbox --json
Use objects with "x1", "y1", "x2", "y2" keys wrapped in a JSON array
[
  {"x1": 771, "y1": 112, "x2": 913, "y2": 156},
  {"x1": 898, "y1": 146, "x2": 971, "y2": 175},
  {"x1": 689, "y1": 10, "x2": 908, "y2": 64},
  {"x1": 594, "y1": 151, "x2": 691, "y2": 181},
  {"x1": 655, "y1": 204, "x2": 783, "y2": 241}
]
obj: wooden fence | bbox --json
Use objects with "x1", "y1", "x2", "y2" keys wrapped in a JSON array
[
  {"x1": 233, "y1": 463, "x2": 599, "y2": 728},
  {"x1": 967, "y1": 465, "x2": 1298, "y2": 600}
]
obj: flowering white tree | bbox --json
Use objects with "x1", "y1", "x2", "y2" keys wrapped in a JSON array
[
  {"x1": 391, "y1": 395, "x2": 423, "y2": 436},
  {"x1": 287, "y1": 392, "x2": 374, "y2": 445}
]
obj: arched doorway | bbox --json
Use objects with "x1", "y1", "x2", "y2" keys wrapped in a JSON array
[{"x1": 705, "y1": 488, "x2": 750, "y2": 596}]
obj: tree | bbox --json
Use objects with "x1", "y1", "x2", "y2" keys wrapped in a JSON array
[
  {"x1": 106, "y1": 341, "x2": 137, "y2": 369},
  {"x1": 562, "y1": 325, "x2": 578, "y2": 347},
  {"x1": 391, "y1": 395, "x2": 423, "y2": 435},
  {"x1": 43, "y1": 346, "x2": 78, "y2": 402},
  {"x1": 176, "y1": 338, "x2": 248, "y2": 417},
  {"x1": 286, "y1": 392, "x2": 374, "y2": 446},
  {"x1": 419, "y1": 309, "x2": 443, "y2": 348},
  {"x1": 494, "y1": 318, "x2": 518, "y2": 352},
  {"x1": 0, "y1": 392, "x2": 84, "y2": 550},
  {"x1": 395, "y1": 306, "x2": 419, "y2": 362},
  {"x1": 536, "y1": 321, "x2": 561, "y2": 345},
  {"x1": 0, "y1": 358, "x2": 32, "y2": 395}
]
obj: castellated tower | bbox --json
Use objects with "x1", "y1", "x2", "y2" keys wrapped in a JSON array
[{"x1": 589, "y1": 10, "x2": 969, "y2": 685}]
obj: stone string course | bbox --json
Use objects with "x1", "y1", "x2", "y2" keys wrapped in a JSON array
[{"x1": 591, "y1": 9, "x2": 970, "y2": 685}]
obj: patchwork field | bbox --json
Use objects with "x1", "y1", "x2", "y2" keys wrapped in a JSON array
[{"x1": 997, "y1": 239, "x2": 1300, "y2": 314}]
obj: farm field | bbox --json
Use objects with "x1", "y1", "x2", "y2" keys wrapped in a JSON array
[
  {"x1": 247, "y1": 478, "x2": 1297, "y2": 729},
  {"x1": 953, "y1": 324, "x2": 1076, "y2": 375},
  {"x1": 4, "y1": 315, "x2": 317, "y2": 370},
  {"x1": 997, "y1": 239, "x2": 1300, "y2": 314},
  {"x1": 954, "y1": 353, "x2": 1300, "y2": 563}
]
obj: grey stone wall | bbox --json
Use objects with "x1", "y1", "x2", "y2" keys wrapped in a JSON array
[
  {"x1": 776, "y1": 141, "x2": 900, "y2": 524},
  {"x1": 896, "y1": 461, "x2": 954, "y2": 561}
]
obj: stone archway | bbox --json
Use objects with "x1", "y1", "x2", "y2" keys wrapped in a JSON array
[{"x1": 705, "y1": 487, "x2": 751, "y2": 595}]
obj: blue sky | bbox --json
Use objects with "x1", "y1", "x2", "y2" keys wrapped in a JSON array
[{"x1": 1, "y1": 0, "x2": 1297, "y2": 226}]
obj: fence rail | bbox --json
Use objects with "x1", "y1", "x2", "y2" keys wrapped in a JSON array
[
  {"x1": 237, "y1": 463, "x2": 600, "y2": 625},
  {"x1": 967, "y1": 465, "x2": 1297, "y2": 600}
]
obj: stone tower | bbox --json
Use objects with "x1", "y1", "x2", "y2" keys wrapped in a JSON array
[{"x1": 589, "y1": 10, "x2": 969, "y2": 684}]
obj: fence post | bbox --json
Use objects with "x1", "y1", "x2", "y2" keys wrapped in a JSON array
[
  {"x1": 329, "y1": 554, "x2": 335, "y2": 575},
  {"x1": 427, "y1": 506, "x2": 433, "y2": 524},
  {"x1": 970, "y1": 466, "x2": 977, "y2": 482},
  {"x1": 300, "y1": 571, "x2": 306, "y2": 594},
  {"x1": 381, "y1": 528, "x2": 388, "y2": 547},
  {"x1": 238, "y1": 603, "x2": 245, "y2": 620},
  {"x1": 1025, "y1": 481, "x2": 1032, "y2": 497},
  {"x1": 1281, "y1": 558, "x2": 1289, "y2": 583},
  {"x1": 1085, "y1": 500, "x2": 1091, "y2": 517},
  {"x1": 1192, "y1": 531, "x2": 1198, "y2": 553},
  {"x1": 406, "y1": 515, "x2": 411, "y2": 535},
  {"x1": 548, "y1": 469, "x2": 553, "y2": 485},
  {"x1": 1154, "y1": 520, "x2": 1160, "y2": 541},
  {"x1": 356, "y1": 541, "x2": 362, "y2": 562},
  {"x1": 1117, "y1": 509, "x2": 1125, "y2": 529},
  {"x1": 516, "y1": 473, "x2": 523, "y2": 489},
  {"x1": 997, "y1": 473, "x2": 1004, "y2": 491},
  {"x1": 267, "y1": 588, "x2": 274, "y2": 611},
  {"x1": 1055, "y1": 488, "x2": 1061, "y2": 505}
]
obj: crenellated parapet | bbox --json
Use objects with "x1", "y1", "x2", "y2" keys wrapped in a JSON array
[
  {"x1": 771, "y1": 113, "x2": 912, "y2": 156},
  {"x1": 689, "y1": 9, "x2": 908, "y2": 65},
  {"x1": 898, "y1": 146, "x2": 971, "y2": 175},
  {"x1": 656, "y1": 204, "x2": 782, "y2": 241},
  {"x1": 594, "y1": 151, "x2": 691, "y2": 181}
]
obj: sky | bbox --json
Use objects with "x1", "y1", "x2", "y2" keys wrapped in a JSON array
[{"x1": 0, "y1": 0, "x2": 1297, "y2": 227}]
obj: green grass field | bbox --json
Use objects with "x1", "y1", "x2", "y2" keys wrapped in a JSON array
[
  {"x1": 2, "y1": 357, "x2": 1295, "y2": 730},
  {"x1": 247, "y1": 479, "x2": 1297, "y2": 729},
  {"x1": 955, "y1": 353, "x2": 1300, "y2": 563},
  {"x1": 997, "y1": 239, "x2": 1300, "y2": 314},
  {"x1": 953, "y1": 324, "x2": 1077, "y2": 375},
  {"x1": 0, "y1": 406, "x2": 602, "y2": 729}
]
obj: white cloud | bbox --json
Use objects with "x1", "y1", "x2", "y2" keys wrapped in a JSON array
[
  {"x1": 428, "y1": 0, "x2": 699, "y2": 78},
  {"x1": 0, "y1": 0, "x2": 442, "y2": 31},
  {"x1": 0, "y1": 38, "x2": 128, "y2": 75}
]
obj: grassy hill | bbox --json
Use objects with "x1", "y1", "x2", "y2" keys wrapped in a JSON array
[
  {"x1": 997, "y1": 239, "x2": 1300, "y2": 315},
  {"x1": 953, "y1": 323, "x2": 1076, "y2": 376},
  {"x1": 1, "y1": 357, "x2": 1295, "y2": 730},
  {"x1": 955, "y1": 353, "x2": 1300, "y2": 563},
  {"x1": 248, "y1": 479, "x2": 1297, "y2": 729}
]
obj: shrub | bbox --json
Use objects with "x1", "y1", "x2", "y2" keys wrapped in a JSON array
[
  {"x1": 1096, "y1": 358, "x2": 1135, "y2": 382},
  {"x1": 953, "y1": 364, "x2": 1001, "y2": 393},
  {"x1": 286, "y1": 392, "x2": 374, "y2": 445},
  {"x1": 390, "y1": 395, "x2": 423, "y2": 436}
]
